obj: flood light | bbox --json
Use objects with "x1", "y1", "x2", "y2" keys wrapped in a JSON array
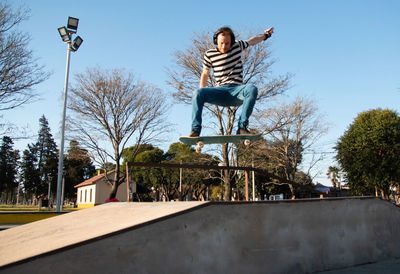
[
  {"x1": 71, "y1": 36, "x2": 83, "y2": 52},
  {"x1": 58, "y1": 26, "x2": 71, "y2": 42},
  {"x1": 67, "y1": 17, "x2": 79, "y2": 33}
]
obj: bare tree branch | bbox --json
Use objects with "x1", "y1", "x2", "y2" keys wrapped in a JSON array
[
  {"x1": 67, "y1": 68, "x2": 170, "y2": 199},
  {"x1": 0, "y1": 2, "x2": 50, "y2": 111},
  {"x1": 254, "y1": 96, "x2": 329, "y2": 198}
]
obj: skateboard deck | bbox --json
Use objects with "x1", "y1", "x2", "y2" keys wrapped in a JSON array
[{"x1": 179, "y1": 134, "x2": 262, "y2": 146}]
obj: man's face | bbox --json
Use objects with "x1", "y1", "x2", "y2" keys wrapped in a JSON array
[{"x1": 217, "y1": 33, "x2": 231, "y2": 53}]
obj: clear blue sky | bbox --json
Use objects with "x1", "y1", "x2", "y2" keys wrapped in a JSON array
[{"x1": 5, "y1": 0, "x2": 400, "y2": 186}]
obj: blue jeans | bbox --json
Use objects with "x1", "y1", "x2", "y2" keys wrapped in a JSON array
[{"x1": 191, "y1": 84, "x2": 258, "y2": 133}]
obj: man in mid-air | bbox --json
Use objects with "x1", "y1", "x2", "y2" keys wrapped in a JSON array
[{"x1": 190, "y1": 26, "x2": 274, "y2": 137}]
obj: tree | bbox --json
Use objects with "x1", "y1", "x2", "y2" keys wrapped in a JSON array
[
  {"x1": 167, "y1": 29, "x2": 291, "y2": 200},
  {"x1": 255, "y1": 96, "x2": 328, "y2": 198},
  {"x1": 123, "y1": 143, "x2": 219, "y2": 201},
  {"x1": 166, "y1": 142, "x2": 196, "y2": 162},
  {"x1": 64, "y1": 140, "x2": 96, "y2": 200},
  {"x1": 36, "y1": 115, "x2": 58, "y2": 199},
  {"x1": 68, "y1": 68, "x2": 169, "y2": 199},
  {"x1": 165, "y1": 142, "x2": 219, "y2": 201},
  {"x1": 0, "y1": 136, "x2": 19, "y2": 202},
  {"x1": 336, "y1": 108, "x2": 400, "y2": 198},
  {"x1": 124, "y1": 144, "x2": 169, "y2": 200},
  {"x1": 122, "y1": 144, "x2": 161, "y2": 164},
  {"x1": 235, "y1": 136, "x2": 314, "y2": 200},
  {"x1": 0, "y1": 2, "x2": 49, "y2": 111},
  {"x1": 327, "y1": 166, "x2": 341, "y2": 189},
  {"x1": 19, "y1": 116, "x2": 58, "y2": 201},
  {"x1": 20, "y1": 144, "x2": 41, "y2": 199}
]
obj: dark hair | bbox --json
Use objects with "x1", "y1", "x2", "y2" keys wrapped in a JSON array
[{"x1": 213, "y1": 26, "x2": 235, "y2": 45}]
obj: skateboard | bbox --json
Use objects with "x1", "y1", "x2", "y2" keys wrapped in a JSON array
[{"x1": 179, "y1": 134, "x2": 262, "y2": 153}]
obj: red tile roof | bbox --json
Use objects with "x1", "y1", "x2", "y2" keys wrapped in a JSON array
[{"x1": 74, "y1": 170, "x2": 116, "y2": 188}]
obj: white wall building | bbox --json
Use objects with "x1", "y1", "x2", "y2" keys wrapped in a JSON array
[{"x1": 74, "y1": 170, "x2": 131, "y2": 208}]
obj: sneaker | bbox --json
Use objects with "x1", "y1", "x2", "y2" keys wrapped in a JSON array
[
  {"x1": 236, "y1": 127, "x2": 250, "y2": 135},
  {"x1": 189, "y1": 130, "x2": 200, "y2": 137}
]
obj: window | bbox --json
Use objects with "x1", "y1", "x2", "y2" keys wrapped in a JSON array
[
  {"x1": 90, "y1": 189, "x2": 92, "y2": 203},
  {"x1": 85, "y1": 189, "x2": 87, "y2": 202}
]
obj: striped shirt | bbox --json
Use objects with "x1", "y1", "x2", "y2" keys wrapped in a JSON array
[{"x1": 203, "y1": 40, "x2": 249, "y2": 86}]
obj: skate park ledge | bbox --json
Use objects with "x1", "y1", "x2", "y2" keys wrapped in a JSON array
[{"x1": 1, "y1": 197, "x2": 400, "y2": 273}]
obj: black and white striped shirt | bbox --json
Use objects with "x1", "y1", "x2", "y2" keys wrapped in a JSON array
[{"x1": 203, "y1": 40, "x2": 249, "y2": 86}]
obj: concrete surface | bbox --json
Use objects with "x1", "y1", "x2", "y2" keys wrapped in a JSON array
[
  {"x1": 0, "y1": 201, "x2": 206, "y2": 267},
  {"x1": 319, "y1": 258, "x2": 400, "y2": 273},
  {"x1": 1, "y1": 197, "x2": 399, "y2": 273}
]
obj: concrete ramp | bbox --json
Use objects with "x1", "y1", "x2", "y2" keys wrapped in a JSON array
[
  {"x1": 1, "y1": 198, "x2": 400, "y2": 273},
  {"x1": 0, "y1": 202, "x2": 207, "y2": 268}
]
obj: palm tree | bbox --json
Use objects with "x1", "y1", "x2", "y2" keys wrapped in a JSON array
[{"x1": 327, "y1": 166, "x2": 341, "y2": 189}]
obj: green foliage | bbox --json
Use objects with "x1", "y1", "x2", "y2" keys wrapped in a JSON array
[
  {"x1": 64, "y1": 140, "x2": 96, "y2": 200},
  {"x1": 210, "y1": 185, "x2": 223, "y2": 200},
  {"x1": 166, "y1": 142, "x2": 195, "y2": 161},
  {"x1": 326, "y1": 166, "x2": 341, "y2": 188},
  {"x1": 20, "y1": 144, "x2": 41, "y2": 196},
  {"x1": 129, "y1": 145, "x2": 166, "y2": 190},
  {"x1": 294, "y1": 171, "x2": 313, "y2": 186},
  {"x1": 0, "y1": 136, "x2": 20, "y2": 200},
  {"x1": 123, "y1": 142, "x2": 219, "y2": 201},
  {"x1": 36, "y1": 115, "x2": 58, "y2": 196},
  {"x1": 19, "y1": 115, "x2": 58, "y2": 198},
  {"x1": 122, "y1": 144, "x2": 159, "y2": 162},
  {"x1": 336, "y1": 108, "x2": 400, "y2": 196}
]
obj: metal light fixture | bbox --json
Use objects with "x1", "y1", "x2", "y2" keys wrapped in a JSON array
[
  {"x1": 58, "y1": 26, "x2": 71, "y2": 42},
  {"x1": 56, "y1": 16, "x2": 84, "y2": 212},
  {"x1": 71, "y1": 36, "x2": 83, "y2": 51},
  {"x1": 67, "y1": 17, "x2": 79, "y2": 33}
]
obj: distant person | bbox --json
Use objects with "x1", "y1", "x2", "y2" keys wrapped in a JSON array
[{"x1": 190, "y1": 26, "x2": 274, "y2": 137}]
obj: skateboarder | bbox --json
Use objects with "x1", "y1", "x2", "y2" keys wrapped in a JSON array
[{"x1": 190, "y1": 26, "x2": 274, "y2": 137}]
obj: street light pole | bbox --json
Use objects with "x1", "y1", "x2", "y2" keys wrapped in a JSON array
[
  {"x1": 55, "y1": 43, "x2": 72, "y2": 212},
  {"x1": 55, "y1": 17, "x2": 83, "y2": 212}
]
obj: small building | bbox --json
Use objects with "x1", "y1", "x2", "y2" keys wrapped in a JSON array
[{"x1": 74, "y1": 170, "x2": 132, "y2": 209}]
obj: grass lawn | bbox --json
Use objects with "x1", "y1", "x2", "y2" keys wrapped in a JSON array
[{"x1": 0, "y1": 204, "x2": 79, "y2": 212}]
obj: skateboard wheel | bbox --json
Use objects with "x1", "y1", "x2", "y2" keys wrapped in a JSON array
[
  {"x1": 197, "y1": 141, "x2": 204, "y2": 148},
  {"x1": 244, "y1": 139, "x2": 251, "y2": 146}
]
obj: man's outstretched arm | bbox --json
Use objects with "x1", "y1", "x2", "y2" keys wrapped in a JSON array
[{"x1": 246, "y1": 27, "x2": 274, "y2": 46}]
